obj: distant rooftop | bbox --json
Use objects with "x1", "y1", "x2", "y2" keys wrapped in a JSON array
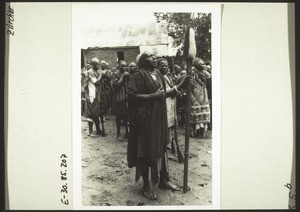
[
  {"x1": 86, "y1": 46, "x2": 139, "y2": 50},
  {"x1": 84, "y1": 22, "x2": 169, "y2": 48}
]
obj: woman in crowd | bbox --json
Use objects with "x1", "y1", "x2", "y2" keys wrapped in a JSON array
[
  {"x1": 204, "y1": 62, "x2": 212, "y2": 130},
  {"x1": 190, "y1": 57, "x2": 211, "y2": 138}
]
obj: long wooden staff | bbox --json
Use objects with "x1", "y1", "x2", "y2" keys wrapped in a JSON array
[{"x1": 182, "y1": 27, "x2": 196, "y2": 193}]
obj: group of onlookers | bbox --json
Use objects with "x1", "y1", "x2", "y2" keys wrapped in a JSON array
[
  {"x1": 81, "y1": 54, "x2": 212, "y2": 139},
  {"x1": 81, "y1": 59, "x2": 137, "y2": 138},
  {"x1": 81, "y1": 51, "x2": 212, "y2": 200}
]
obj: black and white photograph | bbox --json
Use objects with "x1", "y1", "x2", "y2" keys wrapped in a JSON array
[
  {"x1": 72, "y1": 3, "x2": 221, "y2": 209},
  {"x1": 4, "y1": 2, "x2": 294, "y2": 210}
]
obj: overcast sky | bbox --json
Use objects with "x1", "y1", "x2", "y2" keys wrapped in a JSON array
[
  {"x1": 73, "y1": 3, "x2": 157, "y2": 34},
  {"x1": 72, "y1": 3, "x2": 215, "y2": 50},
  {"x1": 72, "y1": 3, "x2": 161, "y2": 48}
]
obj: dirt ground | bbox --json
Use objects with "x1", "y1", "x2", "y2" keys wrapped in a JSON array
[{"x1": 81, "y1": 114, "x2": 212, "y2": 206}]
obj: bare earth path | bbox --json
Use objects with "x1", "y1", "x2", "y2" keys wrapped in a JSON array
[{"x1": 81, "y1": 114, "x2": 212, "y2": 206}]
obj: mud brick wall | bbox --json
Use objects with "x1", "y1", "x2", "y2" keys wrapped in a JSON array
[{"x1": 84, "y1": 47, "x2": 140, "y2": 69}]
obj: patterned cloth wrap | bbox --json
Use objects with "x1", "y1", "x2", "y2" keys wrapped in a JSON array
[{"x1": 190, "y1": 82, "x2": 210, "y2": 124}]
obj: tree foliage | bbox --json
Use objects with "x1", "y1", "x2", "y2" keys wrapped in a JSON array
[{"x1": 154, "y1": 12, "x2": 211, "y2": 61}]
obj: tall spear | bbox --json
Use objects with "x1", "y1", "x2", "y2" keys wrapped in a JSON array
[{"x1": 182, "y1": 26, "x2": 196, "y2": 193}]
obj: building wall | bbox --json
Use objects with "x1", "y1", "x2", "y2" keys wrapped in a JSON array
[{"x1": 84, "y1": 47, "x2": 140, "y2": 69}]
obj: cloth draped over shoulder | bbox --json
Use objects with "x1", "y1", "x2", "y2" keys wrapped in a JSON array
[
  {"x1": 84, "y1": 68, "x2": 106, "y2": 121},
  {"x1": 127, "y1": 68, "x2": 168, "y2": 172},
  {"x1": 86, "y1": 68, "x2": 99, "y2": 103}
]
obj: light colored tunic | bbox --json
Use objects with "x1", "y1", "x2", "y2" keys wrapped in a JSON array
[
  {"x1": 87, "y1": 68, "x2": 100, "y2": 103},
  {"x1": 164, "y1": 74, "x2": 176, "y2": 128}
]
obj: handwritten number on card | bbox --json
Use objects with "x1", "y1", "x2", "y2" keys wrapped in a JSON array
[
  {"x1": 60, "y1": 154, "x2": 67, "y2": 158},
  {"x1": 61, "y1": 198, "x2": 69, "y2": 205},
  {"x1": 61, "y1": 171, "x2": 67, "y2": 180},
  {"x1": 61, "y1": 156, "x2": 67, "y2": 167},
  {"x1": 60, "y1": 154, "x2": 69, "y2": 205},
  {"x1": 61, "y1": 185, "x2": 68, "y2": 193}
]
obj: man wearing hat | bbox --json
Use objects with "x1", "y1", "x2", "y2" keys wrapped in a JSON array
[{"x1": 127, "y1": 51, "x2": 185, "y2": 200}]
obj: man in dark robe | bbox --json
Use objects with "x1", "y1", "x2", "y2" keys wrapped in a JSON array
[
  {"x1": 127, "y1": 51, "x2": 183, "y2": 200},
  {"x1": 100, "y1": 60, "x2": 113, "y2": 117},
  {"x1": 112, "y1": 60, "x2": 130, "y2": 139}
]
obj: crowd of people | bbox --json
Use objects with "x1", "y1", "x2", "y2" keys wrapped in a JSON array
[{"x1": 81, "y1": 51, "x2": 212, "y2": 200}]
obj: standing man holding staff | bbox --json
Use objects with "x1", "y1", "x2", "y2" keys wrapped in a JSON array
[{"x1": 127, "y1": 51, "x2": 184, "y2": 200}]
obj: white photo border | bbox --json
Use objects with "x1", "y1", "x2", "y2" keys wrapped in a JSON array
[{"x1": 72, "y1": 2, "x2": 221, "y2": 210}]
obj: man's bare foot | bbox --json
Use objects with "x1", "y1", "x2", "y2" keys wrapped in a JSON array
[
  {"x1": 142, "y1": 183, "x2": 157, "y2": 200},
  {"x1": 142, "y1": 189, "x2": 157, "y2": 200},
  {"x1": 88, "y1": 131, "x2": 98, "y2": 137}
]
